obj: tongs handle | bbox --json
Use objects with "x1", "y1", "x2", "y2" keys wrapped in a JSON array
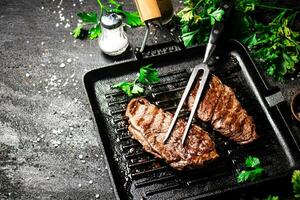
[{"x1": 203, "y1": 1, "x2": 233, "y2": 63}]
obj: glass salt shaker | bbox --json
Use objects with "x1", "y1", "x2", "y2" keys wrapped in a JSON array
[{"x1": 98, "y1": 13, "x2": 129, "y2": 56}]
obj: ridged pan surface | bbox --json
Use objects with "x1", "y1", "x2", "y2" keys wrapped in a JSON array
[{"x1": 84, "y1": 40, "x2": 300, "y2": 200}]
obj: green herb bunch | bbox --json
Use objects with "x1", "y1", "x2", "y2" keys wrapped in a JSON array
[
  {"x1": 112, "y1": 64, "x2": 160, "y2": 97},
  {"x1": 237, "y1": 156, "x2": 264, "y2": 183},
  {"x1": 177, "y1": 0, "x2": 224, "y2": 47},
  {"x1": 177, "y1": 0, "x2": 300, "y2": 81},
  {"x1": 72, "y1": 0, "x2": 143, "y2": 40},
  {"x1": 236, "y1": 3, "x2": 300, "y2": 81}
]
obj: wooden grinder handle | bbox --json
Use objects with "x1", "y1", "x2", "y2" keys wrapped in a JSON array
[{"x1": 134, "y1": 0, "x2": 162, "y2": 22}]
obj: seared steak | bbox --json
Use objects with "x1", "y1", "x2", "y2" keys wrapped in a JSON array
[
  {"x1": 188, "y1": 75, "x2": 258, "y2": 144},
  {"x1": 126, "y1": 98, "x2": 219, "y2": 170}
]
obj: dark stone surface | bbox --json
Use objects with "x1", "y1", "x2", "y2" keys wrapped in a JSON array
[{"x1": 0, "y1": 0, "x2": 299, "y2": 200}]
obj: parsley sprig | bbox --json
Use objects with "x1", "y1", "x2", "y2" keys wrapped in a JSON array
[
  {"x1": 72, "y1": 0, "x2": 143, "y2": 40},
  {"x1": 237, "y1": 156, "x2": 264, "y2": 183},
  {"x1": 292, "y1": 170, "x2": 300, "y2": 198},
  {"x1": 112, "y1": 64, "x2": 160, "y2": 97}
]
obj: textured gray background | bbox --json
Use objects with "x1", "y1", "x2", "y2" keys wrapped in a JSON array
[{"x1": 0, "y1": 0, "x2": 299, "y2": 200}]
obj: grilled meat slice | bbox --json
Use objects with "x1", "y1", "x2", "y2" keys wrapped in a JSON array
[
  {"x1": 188, "y1": 75, "x2": 258, "y2": 144},
  {"x1": 126, "y1": 98, "x2": 219, "y2": 170},
  {"x1": 188, "y1": 76, "x2": 224, "y2": 122}
]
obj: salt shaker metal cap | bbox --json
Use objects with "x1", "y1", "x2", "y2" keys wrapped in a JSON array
[{"x1": 101, "y1": 13, "x2": 122, "y2": 29}]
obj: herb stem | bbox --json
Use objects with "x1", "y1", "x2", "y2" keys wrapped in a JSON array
[
  {"x1": 254, "y1": 4, "x2": 294, "y2": 11},
  {"x1": 96, "y1": 0, "x2": 106, "y2": 19},
  {"x1": 193, "y1": 0, "x2": 203, "y2": 11}
]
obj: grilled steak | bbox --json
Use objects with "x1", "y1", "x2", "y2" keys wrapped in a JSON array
[
  {"x1": 188, "y1": 75, "x2": 258, "y2": 144},
  {"x1": 126, "y1": 98, "x2": 219, "y2": 170}
]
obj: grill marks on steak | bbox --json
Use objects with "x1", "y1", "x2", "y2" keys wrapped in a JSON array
[
  {"x1": 188, "y1": 75, "x2": 258, "y2": 144},
  {"x1": 126, "y1": 98, "x2": 219, "y2": 170}
]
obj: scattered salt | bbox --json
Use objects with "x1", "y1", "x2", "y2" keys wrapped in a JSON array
[
  {"x1": 59, "y1": 63, "x2": 65, "y2": 68},
  {"x1": 89, "y1": 180, "x2": 93, "y2": 184},
  {"x1": 67, "y1": 58, "x2": 72, "y2": 63},
  {"x1": 25, "y1": 73, "x2": 30, "y2": 77}
]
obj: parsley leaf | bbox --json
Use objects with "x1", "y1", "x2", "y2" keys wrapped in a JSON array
[
  {"x1": 245, "y1": 156, "x2": 261, "y2": 168},
  {"x1": 77, "y1": 12, "x2": 98, "y2": 24},
  {"x1": 292, "y1": 170, "x2": 300, "y2": 198},
  {"x1": 112, "y1": 64, "x2": 160, "y2": 97},
  {"x1": 182, "y1": 30, "x2": 199, "y2": 47},
  {"x1": 131, "y1": 84, "x2": 144, "y2": 95},
  {"x1": 88, "y1": 24, "x2": 101, "y2": 39},
  {"x1": 113, "y1": 9, "x2": 144, "y2": 27},
  {"x1": 208, "y1": 8, "x2": 224, "y2": 25},
  {"x1": 237, "y1": 156, "x2": 264, "y2": 183},
  {"x1": 72, "y1": 24, "x2": 83, "y2": 38},
  {"x1": 112, "y1": 82, "x2": 144, "y2": 97},
  {"x1": 264, "y1": 195, "x2": 279, "y2": 200},
  {"x1": 237, "y1": 168, "x2": 264, "y2": 183},
  {"x1": 108, "y1": 0, "x2": 122, "y2": 9},
  {"x1": 139, "y1": 64, "x2": 160, "y2": 85},
  {"x1": 112, "y1": 82, "x2": 134, "y2": 96}
]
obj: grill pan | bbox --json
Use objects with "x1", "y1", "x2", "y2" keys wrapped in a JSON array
[{"x1": 83, "y1": 40, "x2": 300, "y2": 200}]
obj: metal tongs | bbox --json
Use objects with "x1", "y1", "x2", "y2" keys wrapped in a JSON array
[{"x1": 163, "y1": 1, "x2": 233, "y2": 145}]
